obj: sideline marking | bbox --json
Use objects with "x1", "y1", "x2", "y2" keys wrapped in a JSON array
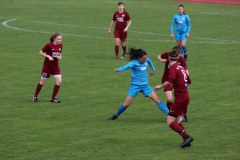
[{"x1": 2, "y1": 19, "x2": 240, "y2": 44}]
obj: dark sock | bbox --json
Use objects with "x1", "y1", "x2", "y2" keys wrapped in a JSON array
[
  {"x1": 167, "y1": 101, "x2": 172, "y2": 110},
  {"x1": 122, "y1": 46, "x2": 126, "y2": 56},
  {"x1": 115, "y1": 45, "x2": 119, "y2": 57},
  {"x1": 182, "y1": 46, "x2": 188, "y2": 54},
  {"x1": 34, "y1": 83, "x2": 43, "y2": 97},
  {"x1": 169, "y1": 122, "x2": 189, "y2": 139},
  {"x1": 51, "y1": 84, "x2": 60, "y2": 99},
  {"x1": 178, "y1": 123, "x2": 185, "y2": 140}
]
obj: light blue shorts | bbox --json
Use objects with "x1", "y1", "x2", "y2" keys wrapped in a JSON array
[
  {"x1": 127, "y1": 84, "x2": 154, "y2": 98},
  {"x1": 176, "y1": 32, "x2": 188, "y2": 41}
]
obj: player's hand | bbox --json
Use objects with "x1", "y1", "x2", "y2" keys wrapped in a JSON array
[
  {"x1": 108, "y1": 30, "x2": 111, "y2": 35},
  {"x1": 123, "y1": 28, "x2": 128, "y2": 32},
  {"x1": 186, "y1": 33, "x2": 190, "y2": 38},
  {"x1": 150, "y1": 70, "x2": 155, "y2": 76},
  {"x1": 57, "y1": 56, "x2": 62, "y2": 60},
  {"x1": 114, "y1": 68, "x2": 118, "y2": 72},
  {"x1": 154, "y1": 85, "x2": 163, "y2": 91},
  {"x1": 170, "y1": 34, "x2": 174, "y2": 39},
  {"x1": 48, "y1": 56, "x2": 54, "y2": 61}
]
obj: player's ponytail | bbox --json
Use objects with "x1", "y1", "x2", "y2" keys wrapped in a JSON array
[
  {"x1": 50, "y1": 33, "x2": 62, "y2": 42},
  {"x1": 127, "y1": 47, "x2": 147, "y2": 60}
]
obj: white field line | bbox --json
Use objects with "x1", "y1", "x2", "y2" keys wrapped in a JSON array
[{"x1": 2, "y1": 18, "x2": 240, "y2": 44}]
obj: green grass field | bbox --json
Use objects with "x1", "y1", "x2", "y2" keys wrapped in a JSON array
[{"x1": 0, "y1": 0, "x2": 240, "y2": 159}]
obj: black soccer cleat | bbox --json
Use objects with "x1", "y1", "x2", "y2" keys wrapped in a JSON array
[
  {"x1": 108, "y1": 114, "x2": 118, "y2": 120},
  {"x1": 184, "y1": 54, "x2": 188, "y2": 61},
  {"x1": 179, "y1": 136, "x2": 194, "y2": 148},
  {"x1": 50, "y1": 97, "x2": 61, "y2": 103},
  {"x1": 179, "y1": 142, "x2": 191, "y2": 147},
  {"x1": 182, "y1": 117, "x2": 188, "y2": 122},
  {"x1": 33, "y1": 96, "x2": 38, "y2": 102}
]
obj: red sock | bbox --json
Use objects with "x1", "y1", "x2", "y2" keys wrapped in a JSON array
[
  {"x1": 51, "y1": 84, "x2": 60, "y2": 99},
  {"x1": 167, "y1": 102, "x2": 172, "y2": 110},
  {"x1": 178, "y1": 122, "x2": 185, "y2": 130},
  {"x1": 169, "y1": 122, "x2": 189, "y2": 139},
  {"x1": 178, "y1": 123, "x2": 185, "y2": 140},
  {"x1": 34, "y1": 83, "x2": 43, "y2": 97},
  {"x1": 115, "y1": 45, "x2": 119, "y2": 58},
  {"x1": 122, "y1": 46, "x2": 126, "y2": 56}
]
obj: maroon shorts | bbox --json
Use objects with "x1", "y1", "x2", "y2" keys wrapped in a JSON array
[
  {"x1": 169, "y1": 94, "x2": 190, "y2": 117},
  {"x1": 114, "y1": 30, "x2": 127, "y2": 41},
  {"x1": 41, "y1": 65, "x2": 61, "y2": 79}
]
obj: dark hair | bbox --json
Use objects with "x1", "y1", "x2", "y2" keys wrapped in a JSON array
[
  {"x1": 127, "y1": 47, "x2": 147, "y2": 60},
  {"x1": 118, "y1": 2, "x2": 124, "y2": 6},
  {"x1": 168, "y1": 49, "x2": 179, "y2": 61},
  {"x1": 118, "y1": 2, "x2": 126, "y2": 11},
  {"x1": 178, "y1": 4, "x2": 186, "y2": 14},
  {"x1": 172, "y1": 45, "x2": 181, "y2": 53},
  {"x1": 50, "y1": 32, "x2": 62, "y2": 42}
]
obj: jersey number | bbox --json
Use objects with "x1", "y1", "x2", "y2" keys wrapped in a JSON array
[{"x1": 181, "y1": 69, "x2": 188, "y2": 86}]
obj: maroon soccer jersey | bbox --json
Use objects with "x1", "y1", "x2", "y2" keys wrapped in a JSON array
[
  {"x1": 112, "y1": 11, "x2": 130, "y2": 31},
  {"x1": 41, "y1": 42, "x2": 63, "y2": 67},
  {"x1": 161, "y1": 52, "x2": 187, "y2": 83},
  {"x1": 167, "y1": 63, "x2": 191, "y2": 97}
]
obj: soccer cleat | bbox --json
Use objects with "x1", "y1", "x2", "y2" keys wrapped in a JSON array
[
  {"x1": 182, "y1": 117, "x2": 188, "y2": 122},
  {"x1": 32, "y1": 96, "x2": 38, "y2": 102},
  {"x1": 184, "y1": 54, "x2": 188, "y2": 61},
  {"x1": 178, "y1": 142, "x2": 191, "y2": 147},
  {"x1": 108, "y1": 114, "x2": 118, "y2": 120},
  {"x1": 179, "y1": 136, "x2": 194, "y2": 148},
  {"x1": 121, "y1": 52, "x2": 126, "y2": 58},
  {"x1": 50, "y1": 97, "x2": 61, "y2": 103}
]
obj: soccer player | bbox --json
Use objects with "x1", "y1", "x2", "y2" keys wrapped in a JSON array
[
  {"x1": 108, "y1": 2, "x2": 131, "y2": 59},
  {"x1": 157, "y1": 45, "x2": 189, "y2": 122},
  {"x1": 108, "y1": 47, "x2": 169, "y2": 120},
  {"x1": 154, "y1": 49, "x2": 193, "y2": 148},
  {"x1": 32, "y1": 33, "x2": 63, "y2": 103},
  {"x1": 170, "y1": 4, "x2": 191, "y2": 61}
]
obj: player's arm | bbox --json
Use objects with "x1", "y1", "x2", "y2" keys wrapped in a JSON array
[
  {"x1": 186, "y1": 15, "x2": 191, "y2": 37},
  {"x1": 108, "y1": 20, "x2": 115, "y2": 35},
  {"x1": 147, "y1": 58, "x2": 156, "y2": 76},
  {"x1": 170, "y1": 16, "x2": 175, "y2": 39},
  {"x1": 123, "y1": 19, "x2": 131, "y2": 32},
  {"x1": 157, "y1": 54, "x2": 167, "y2": 63},
  {"x1": 39, "y1": 45, "x2": 53, "y2": 61},
  {"x1": 114, "y1": 61, "x2": 135, "y2": 72},
  {"x1": 180, "y1": 57, "x2": 189, "y2": 75},
  {"x1": 154, "y1": 81, "x2": 171, "y2": 90}
]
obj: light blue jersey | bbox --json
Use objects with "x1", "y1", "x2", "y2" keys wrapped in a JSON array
[
  {"x1": 118, "y1": 58, "x2": 155, "y2": 85},
  {"x1": 170, "y1": 13, "x2": 191, "y2": 41}
]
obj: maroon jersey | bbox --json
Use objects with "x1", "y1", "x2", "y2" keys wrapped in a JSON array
[
  {"x1": 42, "y1": 42, "x2": 63, "y2": 67},
  {"x1": 112, "y1": 11, "x2": 130, "y2": 31},
  {"x1": 167, "y1": 63, "x2": 191, "y2": 97},
  {"x1": 161, "y1": 52, "x2": 187, "y2": 83}
]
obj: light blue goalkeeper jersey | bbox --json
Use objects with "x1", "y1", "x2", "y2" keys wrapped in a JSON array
[
  {"x1": 117, "y1": 58, "x2": 155, "y2": 85},
  {"x1": 170, "y1": 13, "x2": 191, "y2": 34}
]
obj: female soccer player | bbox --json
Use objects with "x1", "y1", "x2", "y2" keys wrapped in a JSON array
[
  {"x1": 157, "y1": 45, "x2": 189, "y2": 122},
  {"x1": 108, "y1": 2, "x2": 131, "y2": 59},
  {"x1": 155, "y1": 49, "x2": 193, "y2": 148},
  {"x1": 170, "y1": 4, "x2": 191, "y2": 61},
  {"x1": 108, "y1": 47, "x2": 169, "y2": 120},
  {"x1": 32, "y1": 33, "x2": 63, "y2": 103}
]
